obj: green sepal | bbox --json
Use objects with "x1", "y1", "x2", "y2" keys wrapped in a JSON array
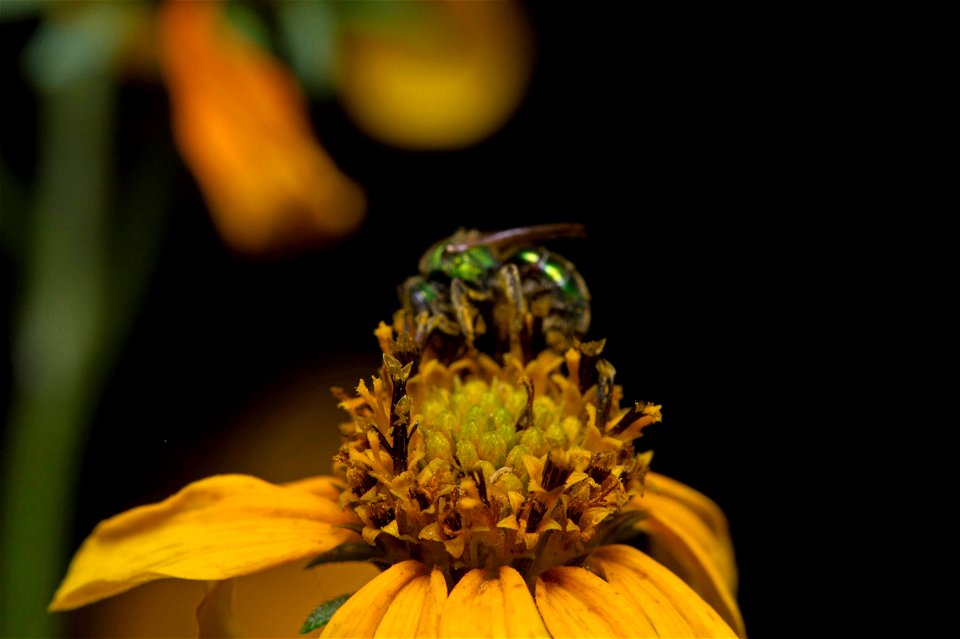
[
  {"x1": 305, "y1": 543, "x2": 379, "y2": 568},
  {"x1": 598, "y1": 510, "x2": 648, "y2": 546},
  {"x1": 336, "y1": 522, "x2": 365, "y2": 534},
  {"x1": 300, "y1": 594, "x2": 350, "y2": 634}
]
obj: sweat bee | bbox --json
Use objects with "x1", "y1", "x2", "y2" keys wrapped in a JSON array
[{"x1": 399, "y1": 223, "x2": 591, "y2": 360}]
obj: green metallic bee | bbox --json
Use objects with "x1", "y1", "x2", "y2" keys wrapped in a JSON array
[{"x1": 399, "y1": 224, "x2": 591, "y2": 358}]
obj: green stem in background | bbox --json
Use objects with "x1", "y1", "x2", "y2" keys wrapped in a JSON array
[
  {"x1": 2, "y1": 51, "x2": 169, "y2": 639},
  {"x1": 2, "y1": 71, "x2": 114, "y2": 639}
]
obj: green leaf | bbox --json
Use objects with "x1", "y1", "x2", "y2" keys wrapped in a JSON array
[
  {"x1": 300, "y1": 594, "x2": 351, "y2": 635},
  {"x1": 305, "y1": 542, "x2": 378, "y2": 568}
]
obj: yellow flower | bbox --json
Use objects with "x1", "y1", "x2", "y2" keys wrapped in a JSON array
[
  {"x1": 51, "y1": 320, "x2": 744, "y2": 637},
  {"x1": 157, "y1": 0, "x2": 365, "y2": 254},
  {"x1": 335, "y1": 0, "x2": 534, "y2": 149}
]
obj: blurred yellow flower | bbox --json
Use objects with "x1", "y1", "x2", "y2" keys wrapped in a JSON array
[
  {"x1": 336, "y1": 0, "x2": 534, "y2": 149},
  {"x1": 158, "y1": 0, "x2": 365, "y2": 254}
]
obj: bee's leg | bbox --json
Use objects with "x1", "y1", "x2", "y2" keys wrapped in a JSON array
[
  {"x1": 399, "y1": 276, "x2": 429, "y2": 316},
  {"x1": 461, "y1": 283, "x2": 493, "y2": 313},
  {"x1": 450, "y1": 278, "x2": 478, "y2": 348},
  {"x1": 495, "y1": 263, "x2": 527, "y2": 358},
  {"x1": 542, "y1": 312, "x2": 576, "y2": 351},
  {"x1": 403, "y1": 277, "x2": 459, "y2": 347},
  {"x1": 413, "y1": 311, "x2": 435, "y2": 345}
]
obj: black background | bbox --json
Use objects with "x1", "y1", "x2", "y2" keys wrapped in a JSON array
[{"x1": 2, "y1": 4, "x2": 837, "y2": 636}]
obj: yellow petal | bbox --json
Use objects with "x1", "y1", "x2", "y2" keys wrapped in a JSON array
[
  {"x1": 417, "y1": 568, "x2": 449, "y2": 637},
  {"x1": 633, "y1": 475, "x2": 743, "y2": 636},
  {"x1": 321, "y1": 560, "x2": 428, "y2": 637},
  {"x1": 439, "y1": 566, "x2": 548, "y2": 638},
  {"x1": 336, "y1": 0, "x2": 534, "y2": 149},
  {"x1": 372, "y1": 574, "x2": 430, "y2": 638},
  {"x1": 50, "y1": 474, "x2": 357, "y2": 611},
  {"x1": 374, "y1": 566, "x2": 447, "y2": 638},
  {"x1": 591, "y1": 557, "x2": 694, "y2": 638},
  {"x1": 594, "y1": 545, "x2": 739, "y2": 638},
  {"x1": 158, "y1": 0, "x2": 365, "y2": 255},
  {"x1": 535, "y1": 566, "x2": 657, "y2": 638}
]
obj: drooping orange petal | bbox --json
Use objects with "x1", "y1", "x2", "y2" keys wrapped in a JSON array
[
  {"x1": 593, "y1": 545, "x2": 739, "y2": 638},
  {"x1": 336, "y1": 0, "x2": 534, "y2": 149},
  {"x1": 638, "y1": 507, "x2": 744, "y2": 637},
  {"x1": 535, "y1": 566, "x2": 657, "y2": 638},
  {"x1": 158, "y1": 0, "x2": 365, "y2": 255},
  {"x1": 50, "y1": 474, "x2": 358, "y2": 611},
  {"x1": 320, "y1": 560, "x2": 428, "y2": 638},
  {"x1": 632, "y1": 474, "x2": 744, "y2": 636},
  {"x1": 374, "y1": 566, "x2": 446, "y2": 638},
  {"x1": 644, "y1": 472, "x2": 738, "y2": 591},
  {"x1": 439, "y1": 566, "x2": 548, "y2": 638},
  {"x1": 642, "y1": 493, "x2": 734, "y2": 590},
  {"x1": 644, "y1": 474, "x2": 731, "y2": 541}
]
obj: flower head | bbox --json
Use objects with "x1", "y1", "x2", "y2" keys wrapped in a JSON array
[
  {"x1": 338, "y1": 331, "x2": 659, "y2": 575},
  {"x1": 51, "y1": 227, "x2": 744, "y2": 637}
]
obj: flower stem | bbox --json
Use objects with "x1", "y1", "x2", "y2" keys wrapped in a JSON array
[{"x1": 1, "y1": 73, "x2": 113, "y2": 639}]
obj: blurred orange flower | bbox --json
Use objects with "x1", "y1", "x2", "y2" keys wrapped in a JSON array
[{"x1": 158, "y1": 0, "x2": 365, "y2": 255}]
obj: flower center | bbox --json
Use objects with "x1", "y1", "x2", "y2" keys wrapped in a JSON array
[{"x1": 335, "y1": 325, "x2": 661, "y2": 583}]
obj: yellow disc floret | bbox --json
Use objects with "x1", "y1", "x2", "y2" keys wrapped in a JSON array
[{"x1": 335, "y1": 323, "x2": 661, "y2": 583}]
